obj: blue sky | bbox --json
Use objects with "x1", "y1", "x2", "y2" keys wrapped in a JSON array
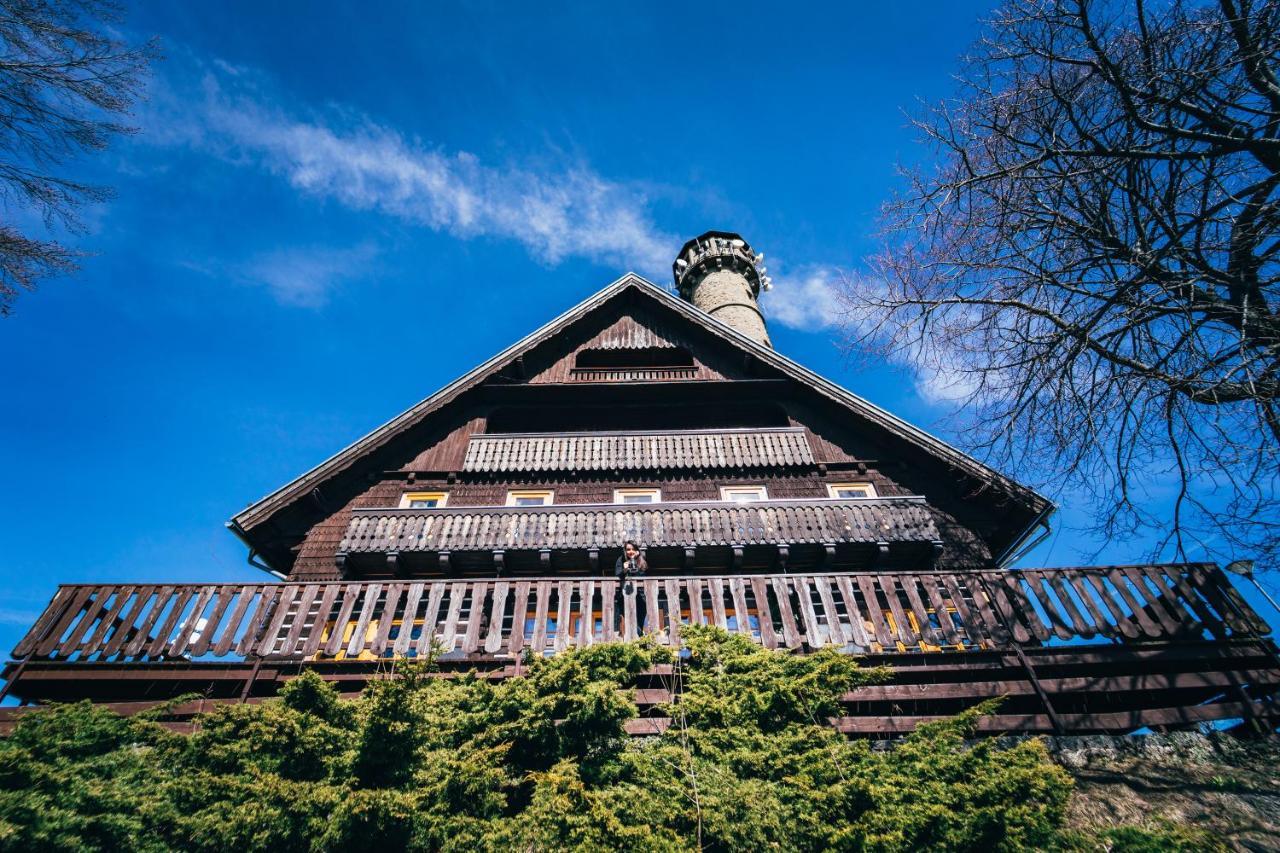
[{"x1": 2, "y1": 1, "x2": 1275, "y2": 656}]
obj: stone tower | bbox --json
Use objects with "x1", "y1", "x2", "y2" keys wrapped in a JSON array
[{"x1": 672, "y1": 230, "x2": 772, "y2": 348}]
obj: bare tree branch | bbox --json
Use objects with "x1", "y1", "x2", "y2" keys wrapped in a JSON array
[
  {"x1": 0, "y1": 0, "x2": 157, "y2": 315},
  {"x1": 843, "y1": 0, "x2": 1280, "y2": 568}
]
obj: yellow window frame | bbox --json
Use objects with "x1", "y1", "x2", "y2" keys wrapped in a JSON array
[
  {"x1": 507, "y1": 489, "x2": 554, "y2": 506},
  {"x1": 827, "y1": 482, "x2": 878, "y2": 499},
  {"x1": 399, "y1": 491, "x2": 449, "y2": 509},
  {"x1": 614, "y1": 487, "x2": 661, "y2": 504}
]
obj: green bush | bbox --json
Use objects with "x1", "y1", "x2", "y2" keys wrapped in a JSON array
[{"x1": 0, "y1": 626, "x2": 1175, "y2": 851}]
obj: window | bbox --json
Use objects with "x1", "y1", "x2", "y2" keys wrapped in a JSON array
[
  {"x1": 721, "y1": 485, "x2": 768, "y2": 502},
  {"x1": 400, "y1": 491, "x2": 448, "y2": 509},
  {"x1": 827, "y1": 483, "x2": 877, "y2": 499},
  {"x1": 507, "y1": 489, "x2": 554, "y2": 507},
  {"x1": 614, "y1": 488, "x2": 661, "y2": 504}
]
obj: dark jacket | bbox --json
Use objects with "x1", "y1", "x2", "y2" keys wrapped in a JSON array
[{"x1": 614, "y1": 553, "x2": 647, "y2": 580}]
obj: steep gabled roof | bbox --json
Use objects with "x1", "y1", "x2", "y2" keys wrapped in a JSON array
[{"x1": 229, "y1": 274, "x2": 1051, "y2": 565}]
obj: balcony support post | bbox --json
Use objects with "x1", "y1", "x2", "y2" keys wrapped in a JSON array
[
  {"x1": 777, "y1": 544, "x2": 789, "y2": 572},
  {"x1": 588, "y1": 548, "x2": 600, "y2": 572},
  {"x1": 975, "y1": 574, "x2": 1064, "y2": 735},
  {"x1": 239, "y1": 655, "x2": 264, "y2": 704}
]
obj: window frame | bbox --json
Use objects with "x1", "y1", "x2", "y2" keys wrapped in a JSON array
[
  {"x1": 506, "y1": 489, "x2": 555, "y2": 507},
  {"x1": 826, "y1": 482, "x2": 878, "y2": 499},
  {"x1": 399, "y1": 491, "x2": 449, "y2": 509},
  {"x1": 720, "y1": 485, "x2": 768, "y2": 502},
  {"x1": 614, "y1": 487, "x2": 661, "y2": 505}
]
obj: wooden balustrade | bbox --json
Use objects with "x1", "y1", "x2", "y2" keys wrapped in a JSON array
[
  {"x1": 462, "y1": 427, "x2": 814, "y2": 472},
  {"x1": 9, "y1": 565, "x2": 1268, "y2": 667},
  {"x1": 338, "y1": 496, "x2": 941, "y2": 556}
]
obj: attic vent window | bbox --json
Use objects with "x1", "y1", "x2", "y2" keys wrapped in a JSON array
[{"x1": 574, "y1": 346, "x2": 694, "y2": 369}]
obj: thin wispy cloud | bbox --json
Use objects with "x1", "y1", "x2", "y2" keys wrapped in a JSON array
[
  {"x1": 245, "y1": 243, "x2": 378, "y2": 308},
  {"x1": 149, "y1": 63, "x2": 676, "y2": 282},
  {"x1": 144, "y1": 59, "x2": 970, "y2": 408}
]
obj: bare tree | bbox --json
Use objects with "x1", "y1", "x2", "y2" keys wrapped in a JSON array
[
  {"x1": 845, "y1": 0, "x2": 1280, "y2": 566},
  {"x1": 0, "y1": 0, "x2": 156, "y2": 315}
]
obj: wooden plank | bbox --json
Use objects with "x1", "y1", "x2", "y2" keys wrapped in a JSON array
[
  {"x1": 325, "y1": 584, "x2": 363, "y2": 657},
  {"x1": 978, "y1": 573, "x2": 1031, "y2": 644},
  {"x1": 749, "y1": 577, "x2": 779, "y2": 649},
  {"x1": 793, "y1": 576, "x2": 823, "y2": 647},
  {"x1": 148, "y1": 588, "x2": 195, "y2": 658},
  {"x1": 191, "y1": 585, "x2": 237, "y2": 657},
  {"x1": 685, "y1": 578, "x2": 704, "y2": 626},
  {"x1": 1139, "y1": 566, "x2": 1199, "y2": 629},
  {"x1": 708, "y1": 578, "x2": 728, "y2": 630},
  {"x1": 1079, "y1": 572, "x2": 1141, "y2": 640},
  {"x1": 645, "y1": 579, "x2": 662, "y2": 636},
  {"x1": 41, "y1": 586, "x2": 97, "y2": 657},
  {"x1": 253, "y1": 584, "x2": 298, "y2": 657},
  {"x1": 919, "y1": 576, "x2": 961, "y2": 646},
  {"x1": 59, "y1": 586, "x2": 115, "y2": 656},
  {"x1": 599, "y1": 580, "x2": 616, "y2": 643},
  {"x1": 82, "y1": 585, "x2": 140, "y2": 656},
  {"x1": 579, "y1": 580, "x2": 597, "y2": 647},
  {"x1": 235, "y1": 585, "x2": 281, "y2": 657},
  {"x1": 1159, "y1": 566, "x2": 1227, "y2": 639},
  {"x1": 209, "y1": 586, "x2": 255, "y2": 657},
  {"x1": 729, "y1": 577, "x2": 753, "y2": 638},
  {"x1": 877, "y1": 575, "x2": 918, "y2": 646},
  {"x1": 1060, "y1": 571, "x2": 1117, "y2": 640},
  {"x1": 1023, "y1": 572, "x2": 1075, "y2": 641},
  {"x1": 1181, "y1": 565, "x2": 1250, "y2": 634},
  {"x1": 169, "y1": 586, "x2": 217, "y2": 658},
  {"x1": 995, "y1": 573, "x2": 1049, "y2": 643},
  {"x1": 1191, "y1": 565, "x2": 1269, "y2": 634},
  {"x1": 530, "y1": 581, "x2": 551, "y2": 654},
  {"x1": 1104, "y1": 569, "x2": 1164, "y2": 639},
  {"x1": 555, "y1": 581, "x2": 573, "y2": 651},
  {"x1": 833, "y1": 575, "x2": 871, "y2": 648},
  {"x1": 770, "y1": 576, "x2": 803, "y2": 648},
  {"x1": 371, "y1": 583, "x2": 405, "y2": 657},
  {"x1": 942, "y1": 574, "x2": 999, "y2": 645},
  {"x1": 855, "y1": 575, "x2": 896, "y2": 647},
  {"x1": 623, "y1": 581, "x2": 638, "y2": 641},
  {"x1": 463, "y1": 582, "x2": 490, "y2": 654},
  {"x1": 484, "y1": 581, "x2": 509, "y2": 654},
  {"x1": 345, "y1": 583, "x2": 383, "y2": 658},
  {"x1": 506, "y1": 581, "x2": 530, "y2": 656},
  {"x1": 277, "y1": 584, "x2": 320, "y2": 658},
  {"x1": 439, "y1": 582, "x2": 469, "y2": 654},
  {"x1": 304, "y1": 584, "x2": 343, "y2": 658},
  {"x1": 845, "y1": 670, "x2": 1280, "y2": 703},
  {"x1": 12, "y1": 587, "x2": 76, "y2": 658},
  {"x1": 662, "y1": 578, "x2": 681, "y2": 645},
  {"x1": 1121, "y1": 567, "x2": 1183, "y2": 636},
  {"x1": 900, "y1": 576, "x2": 943, "y2": 646},
  {"x1": 1045, "y1": 572, "x2": 1097, "y2": 639},
  {"x1": 833, "y1": 699, "x2": 1267, "y2": 736}
]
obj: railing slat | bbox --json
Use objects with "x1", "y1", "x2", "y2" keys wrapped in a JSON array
[{"x1": 13, "y1": 587, "x2": 76, "y2": 658}]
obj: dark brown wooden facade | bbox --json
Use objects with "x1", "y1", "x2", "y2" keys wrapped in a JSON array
[{"x1": 3, "y1": 269, "x2": 1277, "y2": 736}]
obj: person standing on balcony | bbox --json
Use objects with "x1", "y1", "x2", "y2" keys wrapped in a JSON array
[{"x1": 614, "y1": 540, "x2": 648, "y2": 634}]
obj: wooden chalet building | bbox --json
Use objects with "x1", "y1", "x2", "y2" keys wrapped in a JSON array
[{"x1": 4, "y1": 231, "x2": 1278, "y2": 736}]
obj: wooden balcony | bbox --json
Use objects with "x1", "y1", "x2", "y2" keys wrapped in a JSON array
[
  {"x1": 336, "y1": 496, "x2": 942, "y2": 573},
  {"x1": 462, "y1": 427, "x2": 814, "y2": 472},
  {"x1": 9, "y1": 564, "x2": 1268, "y2": 667},
  {"x1": 4, "y1": 565, "x2": 1275, "y2": 736}
]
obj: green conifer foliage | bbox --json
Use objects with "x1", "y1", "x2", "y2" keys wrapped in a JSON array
[{"x1": 0, "y1": 628, "x2": 1202, "y2": 851}]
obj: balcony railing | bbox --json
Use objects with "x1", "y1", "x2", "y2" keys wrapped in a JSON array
[
  {"x1": 462, "y1": 427, "x2": 815, "y2": 472},
  {"x1": 338, "y1": 497, "x2": 941, "y2": 557},
  {"x1": 9, "y1": 565, "x2": 1269, "y2": 666}
]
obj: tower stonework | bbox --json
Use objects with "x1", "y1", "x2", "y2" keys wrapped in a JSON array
[{"x1": 673, "y1": 230, "x2": 772, "y2": 347}]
